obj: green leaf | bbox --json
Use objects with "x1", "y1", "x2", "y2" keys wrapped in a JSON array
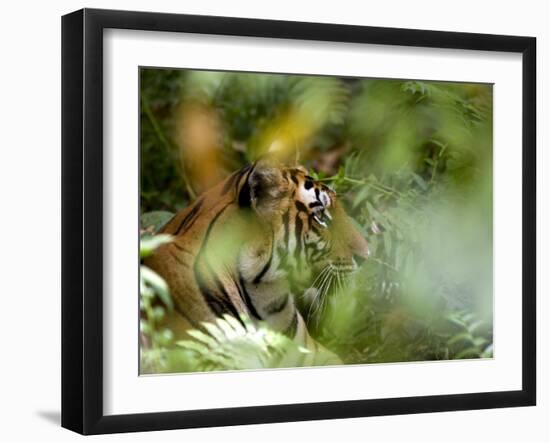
[
  {"x1": 446, "y1": 314, "x2": 467, "y2": 329},
  {"x1": 202, "y1": 322, "x2": 226, "y2": 342},
  {"x1": 140, "y1": 211, "x2": 175, "y2": 233},
  {"x1": 455, "y1": 347, "x2": 481, "y2": 359},
  {"x1": 140, "y1": 234, "x2": 173, "y2": 258},
  {"x1": 352, "y1": 186, "x2": 370, "y2": 209},
  {"x1": 216, "y1": 317, "x2": 240, "y2": 339},
  {"x1": 411, "y1": 173, "x2": 428, "y2": 191},
  {"x1": 223, "y1": 314, "x2": 247, "y2": 335},
  {"x1": 472, "y1": 337, "x2": 488, "y2": 348},
  {"x1": 448, "y1": 332, "x2": 474, "y2": 346},
  {"x1": 176, "y1": 340, "x2": 208, "y2": 354},
  {"x1": 152, "y1": 306, "x2": 165, "y2": 321},
  {"x1": 187, "y1": 329, "x2": 220, "y2": 348},
  {"x1": 383, "y1": 231, "x2": 393, "y2": 256},
  {"x1": 467, "y1": 320, "x2": 485, "y2": 335},
  {"x1": 140, "y1": 319, "x2": 150, "y2": 335},
  {"x1": 158, "y1": 329, "x2": 174, "y2": 346},
  {"x1": 140, "y1": 265, "x2": 173, "y2": 311},
  {"x1": 366, "y1": 201, "x2": 391, "y2": 227},
  {"x1": 481, "y1": 344, "x2": 494, "y2": 358}
]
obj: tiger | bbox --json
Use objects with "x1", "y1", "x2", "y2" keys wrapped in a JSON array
[{"x1": 144, "y1": 159, "x2": 370, "y2": 366}]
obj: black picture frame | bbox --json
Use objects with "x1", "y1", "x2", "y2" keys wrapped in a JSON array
[{"x1": 62, "y1": 8, "x2": 536, "y2": 435}]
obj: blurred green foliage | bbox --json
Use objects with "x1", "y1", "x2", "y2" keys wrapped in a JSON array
[
  {"x1": 140, "y1": 68, "x2": 493, "y2": 372},
  {"x1": 139, "y1": 234, "x2": 175, "y2": 373}
]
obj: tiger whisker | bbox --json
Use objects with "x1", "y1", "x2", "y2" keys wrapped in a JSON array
[
  {"x1": 318, "y1": 266, "x2": 333, "y2": 298},
  {"x1": 317, "y1": 271, "x2": 335, "y2": 321},
  {"x1": 336, "y1": 271, "x2": 344, "y2": 294},
  {"x1": 311, "y1": 269, "x2": 332, "y2": 319},
  {"x1": 310, "y1": 272, "x2": 327, "y2": 314},
  {"x1": 309, "y1": 266, "x2": 329, "y2": 290},
  {"x1": 314, "y1": 268, "x2": 334, "y2": 319},
  {"x1": 307, "y1": 266, "x2": 330, "y2": 320}
]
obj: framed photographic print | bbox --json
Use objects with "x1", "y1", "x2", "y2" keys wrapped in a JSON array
[{"x1": 61, "y1": 8, "x2": 536, "y2": 435}]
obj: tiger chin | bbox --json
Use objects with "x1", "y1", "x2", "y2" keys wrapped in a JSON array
[{"x1": 144, "y1": 159, "x2": 369, "y2": 367}]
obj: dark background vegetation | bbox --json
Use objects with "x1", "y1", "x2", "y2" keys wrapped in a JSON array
[{"x1": 140, "y1": 67, "x2": 493, "y2": 373}]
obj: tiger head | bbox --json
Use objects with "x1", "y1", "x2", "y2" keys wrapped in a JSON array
[{"x1": 238, "y1": 160, "x2": 370, "y2": 294}]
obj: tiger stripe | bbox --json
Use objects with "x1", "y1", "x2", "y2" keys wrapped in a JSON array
[
  {"x1": 253, "y1": 230, "x2": 274, "y2": 284},
  {"x1": 192, "y1": 203, "x2": 246, "y2": 324},
  {"x1": 238, "y1": 275, "x2": 262, "y2": 320},
  {"x1": 174, "y1": 198, "x2": 203, "y2": 234}
]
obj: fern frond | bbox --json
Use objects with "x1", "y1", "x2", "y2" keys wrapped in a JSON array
[{"x1": 176, "y1": 316, "x2": 308, "y2": 371}]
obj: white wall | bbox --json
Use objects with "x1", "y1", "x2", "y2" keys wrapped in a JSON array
[{"x1": 0, "y1": 0, "x2": 546, "y2": 441}]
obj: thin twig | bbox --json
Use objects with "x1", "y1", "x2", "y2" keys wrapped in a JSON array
[{"x1": 318, "y1": 175, "x2": 401, "y2": 197}]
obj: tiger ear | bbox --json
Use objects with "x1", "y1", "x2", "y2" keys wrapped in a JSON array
[{"x1": 238, "y1": 159, "x2": 287, "y2": 218}]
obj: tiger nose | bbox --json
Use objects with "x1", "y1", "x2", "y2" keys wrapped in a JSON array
[{"x1": 353, "y1": 251, "x2": 368, "y2": 267}]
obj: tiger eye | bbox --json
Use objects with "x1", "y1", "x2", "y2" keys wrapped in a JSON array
[{"x1": 304, "y1": 180, "x2": 314, "y2": 190}]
